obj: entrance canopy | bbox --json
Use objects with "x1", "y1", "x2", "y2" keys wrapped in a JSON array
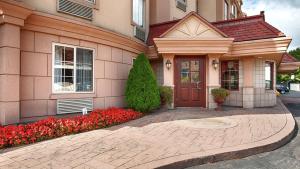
[
  {"x1": 149, "y1": 12, "x2": 292, "y2": 60},
  {"x1": 278, "y1": 53, "x2": 300, "y2": 73}
]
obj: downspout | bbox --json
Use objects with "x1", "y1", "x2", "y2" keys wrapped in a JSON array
[{"x1": 196, "y1": 0, "x2": 199, "y2": 13}]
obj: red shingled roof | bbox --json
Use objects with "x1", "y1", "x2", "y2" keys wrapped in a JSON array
[
  {"x1": 147, "y1": 19, "x2": 180, "y2": 46},
  {"x1": 282, "y1": 53, "x2": 299, "y2": 63},
  {"x1": 147, "y1": 12, "x2": 285, "y2": 46}
]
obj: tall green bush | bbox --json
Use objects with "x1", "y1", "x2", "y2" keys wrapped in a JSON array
[{"x1": 125, "y1": 53, "x2": 160, "y2": 113}]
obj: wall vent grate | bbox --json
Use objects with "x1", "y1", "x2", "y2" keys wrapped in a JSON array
[
  {"x1": 57, "y1": 0, "x2": 93, "y2": 20},
  {"x1": 57, "y1": 98, "x2": 93, "y2": 114}
]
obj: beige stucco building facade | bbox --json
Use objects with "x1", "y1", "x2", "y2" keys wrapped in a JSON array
[{"x1": 0, "y1": 0, "x2": 295, "y2": 125}]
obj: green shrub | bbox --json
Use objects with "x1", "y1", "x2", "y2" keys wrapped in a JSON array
[
  {"x1": 125, "y1": 53, "x2": 160, "y2": 113},
  {"x1": 159, "y1": 86, "x2": 173, "y2": 105},
  {"x1": 211, "y1": 88, "x2": 230, "y2": 100}
]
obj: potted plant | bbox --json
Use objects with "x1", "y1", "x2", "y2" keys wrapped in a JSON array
[
  {"x1": 211, "y1": 88, "x2": 230, "y2": 111},
  {"x1": 159, "y1": 86, "x2": 174, "y2": 109}
]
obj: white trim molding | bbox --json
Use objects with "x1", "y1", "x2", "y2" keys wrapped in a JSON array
[
  {"x1": 154, "y1": 38, "x2": 234, "y2": 54},
  {"x1": 228, "y1": 37, "x2": 292, "y2": 57}
]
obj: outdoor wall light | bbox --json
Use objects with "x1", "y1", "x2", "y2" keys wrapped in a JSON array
[
  {"x1": 166, "y1": 59, "x2": 172, "y2": 70},
  {"x1": 212, "y1": 59, "x2": 219, "y2": 70}
]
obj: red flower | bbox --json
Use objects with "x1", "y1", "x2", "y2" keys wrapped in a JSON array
[{"x1": 0, "y1": 108, "x2": 142, "y2": 148}]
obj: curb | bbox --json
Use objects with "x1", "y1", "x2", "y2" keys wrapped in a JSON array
[{"x1": 132, "y1": 99, "x2": 297, "y2": 169}]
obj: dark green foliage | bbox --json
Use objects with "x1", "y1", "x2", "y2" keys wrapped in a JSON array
[
  {"x1": 211, "y1": 88, "x2": 230, "y2": 100},
  {"x1": 159, "y1": 86, "x2": 173, "y2": 105},
  {"x1": 277, "y1": 74, "x2": 291, "y2": 83},
  {"x1": 289, "y1": 48, "x2": 300, "y2": 61},
  {"x1": 125, "y1": 53, "x2": 160, "y2": 113}
]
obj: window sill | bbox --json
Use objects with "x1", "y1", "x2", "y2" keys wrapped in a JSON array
[
  {"x1": 50, "y1": 92, "x2": 96, "y2": 99},
  {"x1": 131, "y1": 22, "x2": 145, "y2": 31},
  {"x1": 265, "y1": 89, "x2": 275, "y2": 93}
]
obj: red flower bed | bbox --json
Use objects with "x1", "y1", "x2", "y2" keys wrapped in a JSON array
[{"x1": 0, "y1": 108, "x2": 142, "y2": 148}]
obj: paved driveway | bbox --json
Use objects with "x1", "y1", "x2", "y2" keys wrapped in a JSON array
[
  {"x1": 0, "y1": 100, "x2": 294, "y2": 169},
  {"x1": 188, "y1": 91, "x2": 300, "y2": 169}
]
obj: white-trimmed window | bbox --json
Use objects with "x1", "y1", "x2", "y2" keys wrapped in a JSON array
[
  {"x1": 265, "y1": 61, "x2": 274, "y2": 90},
  {"x1": 132, "y1": 0, "x2": 145, "y2": 27},
  {"x1": 224, "y1": 1, "x2": 229, "y2": 20},
  {"x1": 53, "y1": 44, "x2": 94, "y2": 93}
]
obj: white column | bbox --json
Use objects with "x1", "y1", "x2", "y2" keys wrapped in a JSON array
[
  {"x1": 207, "y1": 55, "x2": 221, "y2": 109},
  {"x1": 242, "y1": 57, "x2": 255, "y2": 108}
]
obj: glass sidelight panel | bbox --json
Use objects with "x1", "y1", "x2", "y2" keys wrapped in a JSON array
[{"x1": 181, "y1": 61, "x2": 189, "y2": 83}]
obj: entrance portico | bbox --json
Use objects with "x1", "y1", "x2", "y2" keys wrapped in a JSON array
[
  {"x1": 155, "y1": 12, "x2": 233, "y2": 109},
  {"x1": 152, "y1": 12, "x2": 292, "y2": 109}
]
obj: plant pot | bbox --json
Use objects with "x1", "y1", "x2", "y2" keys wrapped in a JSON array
[
  {"x1": 214, "y1": 97, "x2": 225, "y2": 111},
  {"x1": 167, "y1": 103, "x2": 174, "y2": 110}
]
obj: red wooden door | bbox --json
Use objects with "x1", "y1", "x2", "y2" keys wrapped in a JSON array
[{"x1": 175, "y1": 56, "x2": 206, "y2": 107}]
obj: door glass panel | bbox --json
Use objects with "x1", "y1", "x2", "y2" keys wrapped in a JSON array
[
  {"x1": 191, "y1": 61, "x2": 199, "y2": 71},
  {"x1": 191, "y1": 72, "x2": 200, "y2": 83},
  {"x1": 181, "y1": 61, "x2": 189, "y2": 83}
]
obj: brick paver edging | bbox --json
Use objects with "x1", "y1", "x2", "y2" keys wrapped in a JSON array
[{"x1": 136, "y1": 99, "x2": 296, "y2": 169}]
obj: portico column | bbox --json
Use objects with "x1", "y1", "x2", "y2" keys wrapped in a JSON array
[
  {"x1": 0, "y1": 23, "x2": 21, "y2": 125},
  {"x1": 207, "y1": 55, "x2": 221, "y2": 109},
  {"x1": 242, "y1": 57, "x2": 255, "y2": 108},
  {"x1": 163, "y1": 54, "x2": 175, "y2": 108},
  {"x1": 0, "y1": 1, "x2": 32, "y2": 124}
]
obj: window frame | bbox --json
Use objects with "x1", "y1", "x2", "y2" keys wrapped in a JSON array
[
  {"x1": 52, "y1": 43, "x2": 95, "y2": 94},
  {"x1": 220, "y1": 60, "x2": 239, "y2": 91},
  {"x1": 265, "y1": 61, "x2": 274, "y2": 90},
  {"x1": 131, "y1": 0, "x2": 146, "y2": 29}
]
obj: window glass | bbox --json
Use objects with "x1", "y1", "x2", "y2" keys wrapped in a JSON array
[
  {"x1": 54, "y1": 46, "x2": 75, "y2": 92},
  {"x1": 191, "y1": 72, "x2": 200, "y2": 83},
  {"x1": 53, "y1": 45, "x2": 93, "y2": 93},
  {"x1": 76, "y1": 48, "x2": 93, "y2": 92},
  {"x1": 224, "y1": 1, "x2": 228, "y2": 20},
  {"x1": 181, "y1": 61, "x2": 190, "y2": 83},
  {"x1": 191, "y1": 61, "x2": 199, "y2": 71},
  {"x1": 133, "y1": 0, "x2": 145, "y2": 27},
  {"x1": 221, "y1": 61, "x2": 239, "y2": 90},
  {"x1": 232, "y1": 5, "x2": 237, "y2": 18},
  {"x1": 265, "y1": 62, "x2": 274, "y2": 90}
]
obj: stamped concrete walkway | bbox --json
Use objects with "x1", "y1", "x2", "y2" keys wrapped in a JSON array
[
  {"x1": 0, "y1": 100, "x2": 295, "y2": 169},
  {"x1": 189, "y1": 92, "x2": 300, "y2": 169}
]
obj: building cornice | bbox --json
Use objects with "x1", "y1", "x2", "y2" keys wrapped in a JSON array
[
  {"x1": 0, "y1": 0, "x2": 33, "y2": 26},
  {"x1": 23, "y1": 11, "x2": 147, "y2": 54}
]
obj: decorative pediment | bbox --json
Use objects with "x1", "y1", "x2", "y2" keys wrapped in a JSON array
[
  {"x1": 161, "y1": 13, "x2": 227, "y2": 39},
  {"x1": 154, "y1": 12, "x2": 234, "y2": 54}
]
